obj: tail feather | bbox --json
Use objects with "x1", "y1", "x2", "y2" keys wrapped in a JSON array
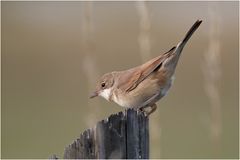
[
  {"x1": 165, "y1": 20, "x2": 202, "y2": 69},
  {"x1": 178, "y1": 20, "x2": 202, "y2": 49}
]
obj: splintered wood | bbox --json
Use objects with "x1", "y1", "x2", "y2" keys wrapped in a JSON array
[{"x1": 62, "y1": 109, "x2": 149, "y2": 159}]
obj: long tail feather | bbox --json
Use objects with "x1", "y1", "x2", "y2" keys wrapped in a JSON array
[
  {"x1": 165, "y1": 20, "x2": 202, "y2": 69},
  {"x1": 178, "y1": 20, "x2": 202, "y2": 50}
]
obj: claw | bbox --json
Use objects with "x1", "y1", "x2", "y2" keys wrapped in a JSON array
[{"x1": 139, "y1": 104, "x2": 157, "y2": 117}]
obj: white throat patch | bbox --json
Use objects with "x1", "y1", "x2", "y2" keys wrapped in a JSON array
[{"x1": 99, "y1": 88, "x2": 112, "y2": 101}]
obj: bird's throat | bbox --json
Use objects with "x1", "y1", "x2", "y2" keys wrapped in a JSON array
[{"x1": 99, "y1": 88, "x2": 112, "y2": 101}]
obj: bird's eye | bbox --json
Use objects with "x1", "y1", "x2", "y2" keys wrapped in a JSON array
[{"x1": 101, "y1": 82, "x2": 105, "y2": 88}]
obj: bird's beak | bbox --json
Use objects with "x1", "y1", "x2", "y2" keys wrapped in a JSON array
[{"x1": 89, "y1": 91, "x2": 98, "y2": 99}]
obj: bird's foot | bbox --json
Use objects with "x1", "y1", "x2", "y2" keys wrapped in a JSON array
[{"x1": 139, "y1": 104, "x2": 157, "y2": 117}]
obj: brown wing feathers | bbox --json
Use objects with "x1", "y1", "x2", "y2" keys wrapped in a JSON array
[
  {"x1": 116, "y1": 20, "x2": 202, "y2": 93},
  {"x1": 124, "y1": 48, "x2": 175, "y2": 92}
]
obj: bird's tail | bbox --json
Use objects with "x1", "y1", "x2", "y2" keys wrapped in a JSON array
[
  {"x1": 164, "y1": 20, "x2": 202, "y2": 71},
  {"x1": 176, "y1": 19, "x2": 202, "y2": 51}
]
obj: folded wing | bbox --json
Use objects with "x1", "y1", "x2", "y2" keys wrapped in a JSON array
[{"x1": 118, "y1": 47, "x2": 176, "y2": 92}]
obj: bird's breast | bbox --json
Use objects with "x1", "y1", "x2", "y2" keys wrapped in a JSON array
[
  {"x1": 112, "y1": 76, "x2": 161, "y2": 108},
  {"x1": 112, "y1": 74, "x2": 174, "y2": 108}
]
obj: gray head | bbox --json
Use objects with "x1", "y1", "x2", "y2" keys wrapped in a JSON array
[{"x1": 89, "y1": 72, "x2": 115, "y2": 100}]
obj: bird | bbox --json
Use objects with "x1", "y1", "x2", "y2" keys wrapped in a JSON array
[{"x1": 90, "y1": 20, "x2": 202, "y2": 116}]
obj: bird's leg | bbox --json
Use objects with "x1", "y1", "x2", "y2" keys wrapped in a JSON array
[
  {"x1": 139, "y1": 107, "x2": 148, "y2": 116},
  {"x1": 139, "y1": 103, "x2": 157, "y2": 117},
  {"x1": 146, "y1": 104, "x2": 157, "y2": 116}
]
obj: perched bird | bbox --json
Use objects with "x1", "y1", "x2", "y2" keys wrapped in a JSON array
[{"x1": 90, "y1": 20, "x2": 202, "y2": 116}]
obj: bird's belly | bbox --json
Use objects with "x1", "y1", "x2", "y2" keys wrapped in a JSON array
[
  {"x1": 113, "y1": 76, "x2": 174, "y2": 108},
  {"x1": 160, "y1": 76, "x2": 174, "y2": 97}
]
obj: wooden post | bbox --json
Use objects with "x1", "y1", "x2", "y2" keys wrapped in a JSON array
[{"x1": 59, "y1": 109, "x2": 149, "y2": 159}]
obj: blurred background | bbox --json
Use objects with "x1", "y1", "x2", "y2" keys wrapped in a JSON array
[{"x1": 1, "y1": 1, "x2": 239, "y2": 159}]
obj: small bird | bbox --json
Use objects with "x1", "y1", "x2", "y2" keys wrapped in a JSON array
[{"x1": 90, "y1": 20, "x2": 202, "y2": 116}]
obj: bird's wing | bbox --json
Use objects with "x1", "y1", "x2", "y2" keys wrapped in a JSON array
[{"x1": 118, "y1": 47, "x2": 175, "y2": 92}]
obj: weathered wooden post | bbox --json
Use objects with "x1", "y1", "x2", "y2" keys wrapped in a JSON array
[{"x1": 54, "y1": 109, "x2": 149, "y2": 159}]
